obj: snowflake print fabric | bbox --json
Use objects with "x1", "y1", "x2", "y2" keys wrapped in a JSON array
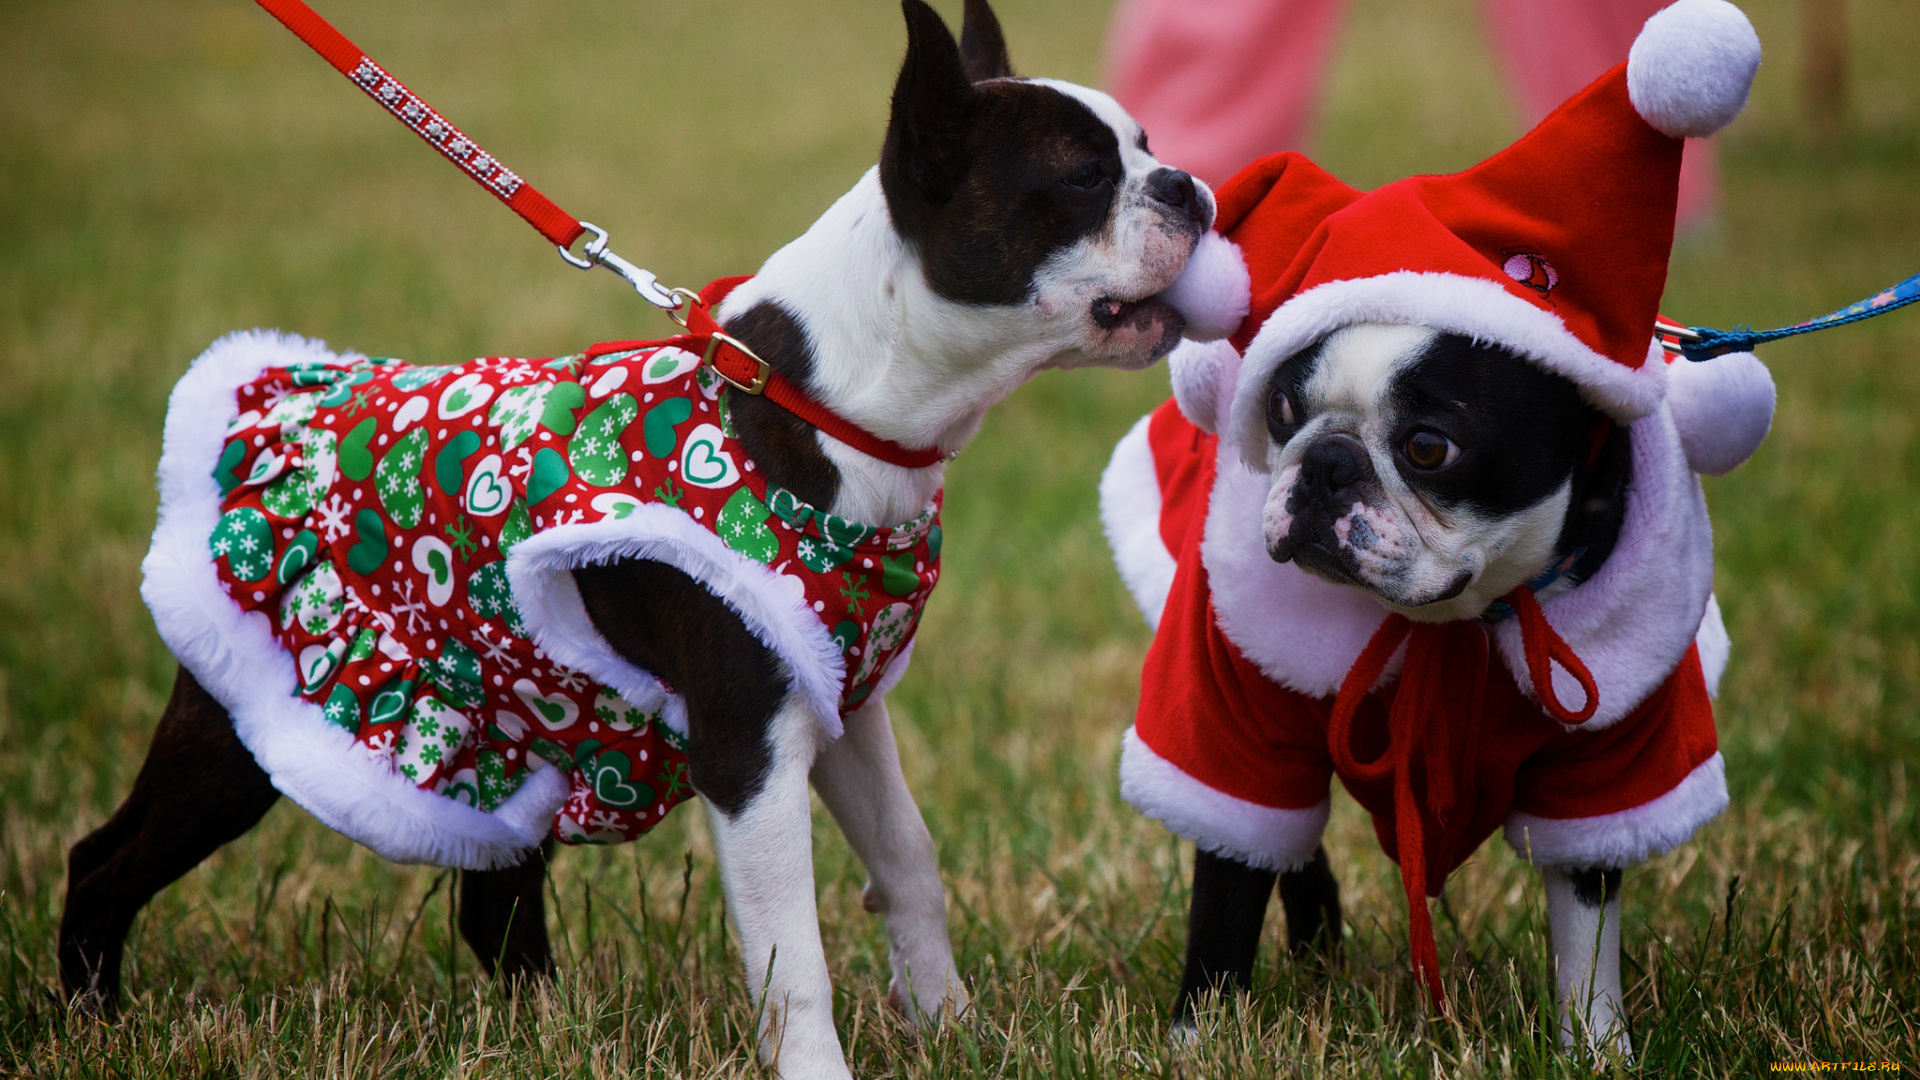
[{"x1": 165, "y1": 332, "x2": 941, "y2": 863}]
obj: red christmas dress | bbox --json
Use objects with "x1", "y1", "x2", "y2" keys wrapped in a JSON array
[{"x1": 145, "y1": 330, "x2": 939, "y2": 869}]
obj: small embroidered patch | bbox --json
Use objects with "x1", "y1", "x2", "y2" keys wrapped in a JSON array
[{"x1": 1501, "y1": 249, "x2": 1559, "y2": 298}]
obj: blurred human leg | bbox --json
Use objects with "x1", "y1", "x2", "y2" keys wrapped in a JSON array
[
  {"x1": 1482, "y1": 0, "x2": 1720, "y2": 231},
  {"x1": 1105, "y1": 0, "x2": 1347, "y2": 187}
]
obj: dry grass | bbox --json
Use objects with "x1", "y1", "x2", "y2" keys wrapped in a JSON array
[{"x1": 1, "y1": 0, "x2": 1916, "y2": 1075}]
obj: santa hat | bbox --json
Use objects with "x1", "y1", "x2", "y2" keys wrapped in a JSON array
[{"x1": 1159, "y1": 0, "x2": 1768, "y2": 472}]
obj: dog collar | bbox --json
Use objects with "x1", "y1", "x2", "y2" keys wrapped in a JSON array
[
  {"x1": 585, "y1": 277, "x2": 949, "y2": 471},
  {"x1": 1478, "y1": 546, "x2": 1588, "y2": 623}
]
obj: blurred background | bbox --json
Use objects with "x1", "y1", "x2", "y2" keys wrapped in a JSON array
[{"x1": 2, "y1": 0, "x2": 1915, "y2": 1073}]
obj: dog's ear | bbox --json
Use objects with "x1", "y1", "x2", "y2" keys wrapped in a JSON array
[
  {"x1": 882, "y1": 0, "x2": 976, "y2": 219},
  {"x1": 959, "y1": 0, "x2": 1014, "y2": 82}
]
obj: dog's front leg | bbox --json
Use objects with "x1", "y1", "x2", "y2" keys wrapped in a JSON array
[
  {"x1": 810, "y1": 696, "x2": 966, "y2": 1025},
  {"x1": 703, "y1": 695, "x2": 850, "y2": 1080},
  {"x1": 1172, "y1": 849, "x2": 1278, "y2": 1031},
  {"x1": 1542, "y1": 864, "x2": 1631, "y2": 1059}
]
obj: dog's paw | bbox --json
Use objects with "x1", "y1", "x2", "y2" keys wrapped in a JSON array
[{"x1": 886, "y1": 965, "x2": 969, "y2": 1028}]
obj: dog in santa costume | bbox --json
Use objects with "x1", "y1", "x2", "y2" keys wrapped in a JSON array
[{"x1": 1104, "y1": 0, "x2": 1773, "y2": 1054}]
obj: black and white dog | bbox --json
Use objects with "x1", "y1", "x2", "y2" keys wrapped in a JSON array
[
  {"x1": 61, "y1": 3, "x2": 1212, "y2": 1077},
  {"x1": 1105, "y1": 0, "x2": 1770, "y2": 1054}
]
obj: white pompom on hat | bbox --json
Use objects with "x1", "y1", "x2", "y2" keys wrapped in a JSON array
[{"x1": 1627, "y1": 0, "x2": 1764, "y2": 138}]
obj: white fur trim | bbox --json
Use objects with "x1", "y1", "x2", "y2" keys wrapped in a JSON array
[
  {"x1": 508, "y1": 509, "x2": 850, "y2": 741},
  {"x1": 1160, "y1": 233, "x2": 1251, "y2": 343},
  {"x1": 1506, "y1": 752, "x2": 1728, "y2": 868},
  {"x1": 1118, "y1": 727, "x2": 1329, "y2": 872},
  {"x1": 1697, "y1": 593, "x2": 1729, "y2": 697},
  {"x1": 1666, "y1": 351, "x2": 1774, "y2": 475},
  {"x1": 1167, "y1": 338, "x2": 1243, "y2": 434},
  {"x1": 1227, "y1": 273, "x2": 1667, "y2": 467},
  {"x1": 1490, "y1": 406, "x2": 1714, "y2": 728},
  {"x1": 1627, "y1": 0, "x2": 1762, "y2": 139},
  {"x1": 1100, "y1": 414, "x2": 1177, "y2": 629},
  {"x1": 143, "y1": 331, "x2": 568, "y2": 871}
]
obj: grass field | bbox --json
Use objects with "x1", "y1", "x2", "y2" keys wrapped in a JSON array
[{"x1": 2, "y1": 0, "x2": 1917, "y2": 1075}]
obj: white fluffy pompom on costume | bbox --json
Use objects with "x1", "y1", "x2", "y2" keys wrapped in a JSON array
[
  {"x1": 1160, "y1": 232, "x2": 1251, "y2": 343},
  {"x1": 1666, "y1": 351, "x2": 1775, "y2": 475},
  {"x1": 1167, "y1": 337, "x2": 1243, "y2": 433},
  {"x1": 1627, "y1": 0, "x2": 1763, "y2": 138}
]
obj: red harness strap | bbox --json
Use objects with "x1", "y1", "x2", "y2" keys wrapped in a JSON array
[
  {"x1": 1326, "y1": 585, "x2": 1599, "y2": 1013},
  {"x1": 586, "y1": 278, "x2": 949, "y2": 471}
]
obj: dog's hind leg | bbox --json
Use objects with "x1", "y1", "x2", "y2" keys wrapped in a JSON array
[
  {"x1": 810, "y1": 695, "x2": 966, "y2": 1025},
  {"x1": 1172, "y1": 849, "x2": 1278, "y2": 1030},
  {"x1": 459, "y1": 838, "x2": 555, "y2": 985},
  {"x1": 1278, "y1": 844, "x2": 1342, "y2": 963},
  {"x1": 59, "y1": 666, "x2": 280, "y2": 1013},
  {"x1": 1542, "y1": 864, "x2": 1630, "y2": 1059}
]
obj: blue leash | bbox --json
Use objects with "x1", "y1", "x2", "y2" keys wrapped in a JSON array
[{"x1": 1660, "y1": 271, "x2": 1920, "y2": 360}]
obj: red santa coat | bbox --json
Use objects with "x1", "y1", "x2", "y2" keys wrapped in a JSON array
[{"x1": 1105, "y1": 399, "x2": 1730, "y2": 878}]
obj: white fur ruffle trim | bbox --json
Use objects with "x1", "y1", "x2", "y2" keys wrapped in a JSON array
[
  {"x1": 144, "y1": 331, "x2": 568, "y2": 870},
  {"x1": 1100, "y1": 414, "x2": 1178, "y2": 629},
  {"x1": 508, "y1": 511, "x2": 850, "y2": 741},
  {"x1": 1506, "y1": 752, "x2": 1728, "y2": 868},
  {"x1": 1119, "y1": 727, "x2": 1329, "y2": 872}
]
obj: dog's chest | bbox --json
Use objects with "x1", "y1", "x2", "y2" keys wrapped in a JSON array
[{"x1": 205, "y1": 345, "x2": 941, "y2": 845}]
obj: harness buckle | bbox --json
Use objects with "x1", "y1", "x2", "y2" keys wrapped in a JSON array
[{"x1": 704, "y1": 332, "x2": 772, "y2": 395}]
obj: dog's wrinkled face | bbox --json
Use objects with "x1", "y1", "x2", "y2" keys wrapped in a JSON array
[
  {"x1": 881, "y1": 0, "x2": 1211, "y2": 370},
  {"x1": 1259, "y1": 324, "x2": 1612, "y2": 622}
]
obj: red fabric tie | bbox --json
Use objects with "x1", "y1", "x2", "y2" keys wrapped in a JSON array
[{"x1": 1326, "y1": 585, "x2": 1599, "y2": 1013}]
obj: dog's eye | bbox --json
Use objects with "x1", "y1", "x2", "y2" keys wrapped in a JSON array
[
  {"x1": 1061, "y1": 161, "x2": 1110, "y2": 191},
  {"x1": 1403, "y1": 430, "x2": 1460, "y2": 470},
  {"x1": 1268, "y1": 388, "x2": 1296, "y2": 429}
]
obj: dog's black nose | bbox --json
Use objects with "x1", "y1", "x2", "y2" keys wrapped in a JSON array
[
  {"x1": 1146, "y1": 168, "x2": 1198, "y2": 213},
  {"x1": 1300, "y1": 433, "x2": 1371, "y2": 501}
]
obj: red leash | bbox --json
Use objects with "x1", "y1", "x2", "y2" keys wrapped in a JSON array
[{"x1": 251, "y1": 0, "x2": 946, "y2": 471}]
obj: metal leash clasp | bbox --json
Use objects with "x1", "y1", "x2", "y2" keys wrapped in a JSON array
[
  {"x1": 559, "y1": 221, "x2": 681, "y2": 312},
  {"x1": 1655, "y1": 321, "x2": 1703, "y2": 356}
]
